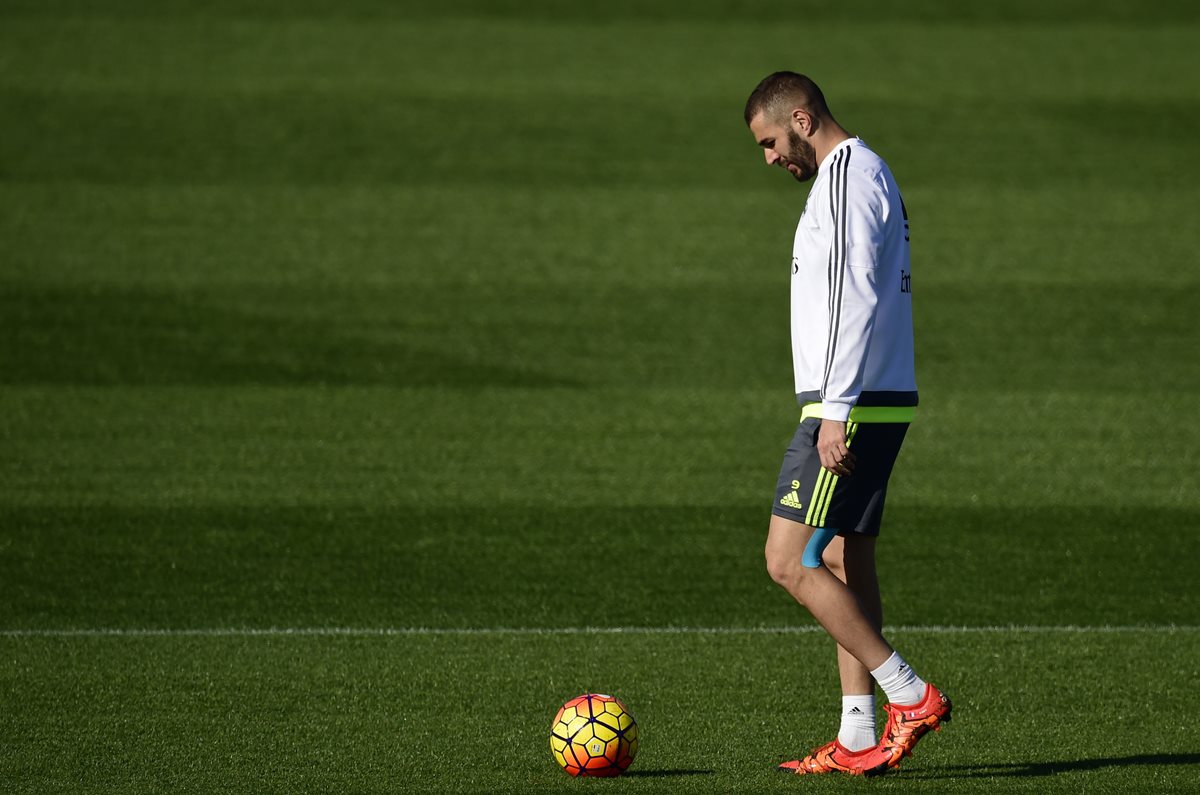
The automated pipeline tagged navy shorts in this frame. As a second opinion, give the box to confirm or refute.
[772,417,908,536]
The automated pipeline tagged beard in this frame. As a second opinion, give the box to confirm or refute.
[784,128,818,182]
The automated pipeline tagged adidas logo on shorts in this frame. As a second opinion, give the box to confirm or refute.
[779,490,804,510]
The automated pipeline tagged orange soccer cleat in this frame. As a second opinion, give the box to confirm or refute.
[777,739,896,776]
[874,683,953,770]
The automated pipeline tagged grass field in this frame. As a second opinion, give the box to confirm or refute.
[2,1,1199,792]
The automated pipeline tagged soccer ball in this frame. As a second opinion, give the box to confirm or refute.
[550,693,639,777]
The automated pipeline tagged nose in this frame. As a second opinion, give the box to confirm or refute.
[764,148,781,166]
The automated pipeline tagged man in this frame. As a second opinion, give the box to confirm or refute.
[744,72,951,776]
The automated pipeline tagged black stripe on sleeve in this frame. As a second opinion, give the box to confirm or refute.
[822,145,852,398]
[822,148,843,398]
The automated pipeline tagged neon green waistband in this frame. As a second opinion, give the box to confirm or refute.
[800,403,916,423]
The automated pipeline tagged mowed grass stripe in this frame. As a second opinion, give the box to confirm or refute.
[4,631,1198,794]
[4,501,1195,630]
[3,625,1196,637]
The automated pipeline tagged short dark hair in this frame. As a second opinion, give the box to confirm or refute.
[744,71,831,126]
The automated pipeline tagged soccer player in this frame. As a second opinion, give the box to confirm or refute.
[743,72,951,776]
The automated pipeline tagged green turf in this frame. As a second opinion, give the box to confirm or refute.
[2,1,1199,792]
[4,631,1199,793]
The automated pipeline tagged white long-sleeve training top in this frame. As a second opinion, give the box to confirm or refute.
[790,137,918,421]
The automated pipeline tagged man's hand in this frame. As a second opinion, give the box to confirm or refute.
[818,418,856,477]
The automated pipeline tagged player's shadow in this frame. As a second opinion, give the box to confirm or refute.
[623,769,714,778]
[908,752,1200,779]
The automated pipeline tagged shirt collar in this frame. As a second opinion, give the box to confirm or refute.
[818,137,861,174]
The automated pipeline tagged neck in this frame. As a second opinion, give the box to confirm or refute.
[812,122,853,167]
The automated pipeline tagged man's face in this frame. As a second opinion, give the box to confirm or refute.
[749,112,818,182]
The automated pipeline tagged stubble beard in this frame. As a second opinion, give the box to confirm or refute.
[785,128,818,182]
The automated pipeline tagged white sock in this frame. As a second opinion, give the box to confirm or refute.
[870,651,927,706]
[837,695,876,752]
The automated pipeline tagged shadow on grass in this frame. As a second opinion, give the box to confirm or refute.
[0,286,584,389]
[908,752,1200,779]
[623,769,714,778]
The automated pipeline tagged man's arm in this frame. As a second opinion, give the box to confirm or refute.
[818,161,888,474]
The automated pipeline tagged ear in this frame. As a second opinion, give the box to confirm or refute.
[790,108,814,136]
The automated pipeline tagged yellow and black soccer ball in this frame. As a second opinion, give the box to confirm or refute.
[549,693,638,777]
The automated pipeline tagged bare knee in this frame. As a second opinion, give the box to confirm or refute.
[765,545,809,596]
[765,515,828,600]
[821,534,846,580]
[764,545,790,587]
[823,550,845,580]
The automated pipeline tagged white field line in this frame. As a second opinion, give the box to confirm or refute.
[0,624,1196,638]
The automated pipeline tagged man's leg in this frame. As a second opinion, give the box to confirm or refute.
[769,513,952,776]
[822,534,882,751]
[764,514,892,671]
[822,533,883,695]
[768,514,901,776]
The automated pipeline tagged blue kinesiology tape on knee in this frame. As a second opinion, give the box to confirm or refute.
[802,527,838,568]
